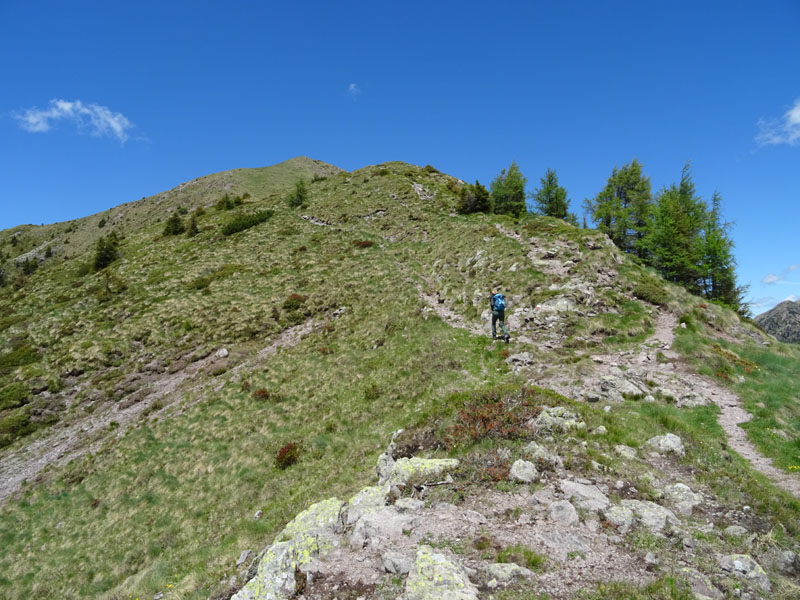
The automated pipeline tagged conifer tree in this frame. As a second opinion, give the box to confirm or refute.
[186,215,200,237]
[93,232,120,271]
[163,213,185,236]
[490,162,527,217]
[530,168,571,220]
[456,180,492,214]
[585,159,652,258]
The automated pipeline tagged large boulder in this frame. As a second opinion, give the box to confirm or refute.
[548,500,579,526]
[601,505,634,533]
[717,554,771,592]
[679,567,723,600]
[486,562,533,582]
[532,406,586,434]
[405,545,479,600]
[621,500,679,533]
[523,441,563,469]
[663,483,703,515]
[387,457,459,487]
[349,507,415,549]
[509,460,539,483]
[345,485,389,526]
[646,433,685,456]
[560,480,611,511]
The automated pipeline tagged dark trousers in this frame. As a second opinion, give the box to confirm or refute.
[492,310,508,338]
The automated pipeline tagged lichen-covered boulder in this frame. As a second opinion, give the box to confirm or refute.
[509,459,539,483]
[663,483,702,515]
[387,457,459,487]
[560,480,611,511]
[232,530,337,600]
[717,554,771,592]
[405,545,479,600]
[621,500,679,533]
[349,507,415,549]
[532,406,586,433]
[646,433,685,456]
[613,444,637,460]
[601,505,634,533]
[548,500,579,526]
[345,485,389,526]
[279,497,345,539]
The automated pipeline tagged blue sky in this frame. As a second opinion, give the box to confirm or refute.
[1,1,798,314]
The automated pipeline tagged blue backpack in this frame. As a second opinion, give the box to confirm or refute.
[493,293,506,310]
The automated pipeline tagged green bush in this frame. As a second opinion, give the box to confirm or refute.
[221,210,273,236]
[0,343,40,370]
[282,293,308,311]
[0,409,35,448]
[632,281,667,306]
[162,213,186,236]
[0,383,30,411]
[286,180,309,208]
[216,194,240,211]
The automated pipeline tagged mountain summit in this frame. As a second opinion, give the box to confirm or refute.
[754,300,800,344]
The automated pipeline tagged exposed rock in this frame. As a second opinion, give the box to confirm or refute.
[523,441,563,469]
[548,500,579,526]
[601,505,634,533]
[723,525,748,537]
[463,510,487,524]
[281,497,345,539]
[395,497,425,512]
[345,485,388,526]
[215,347,229,358]
[592,425,607,435]
[387,457,460,487]
[663,483,703,515]
[680,567,723,600]
[405,545,479,600]
[646,433,685,456]
[382,551,413,574]
[613,445,637,460]
[509,460,539,483]
[621,500,679,533]
[560,480,611,511]
[772,549,800,577]
[532,406,586,433]
[236,549,254,567]
[716,554,771,592]
[677,392,709,408]
[505,352,534,367]
[486,562,533,582]
[349,507,414,549]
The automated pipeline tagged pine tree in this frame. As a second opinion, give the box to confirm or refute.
[287,179,309,208]
[584,159,652,257]
[530,168,570,219]
[456,180,492,214]
[163,213,186,236]
[490,162,527,217]
[93,232,120,271]
[186,215,200,237]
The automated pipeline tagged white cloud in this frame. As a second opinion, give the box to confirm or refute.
[756,98,800,146]
[15,99,134,143]
[784,294,799,302]
[347,83,361,98]
[762,273,782,284]
[789,264,800,272]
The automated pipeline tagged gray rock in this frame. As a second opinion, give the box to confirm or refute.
[523,441,563,469]
[613,444,637,460]
[560,480,611,511]
[646,433,685,456]
[717,554,771,592]
[236,549,254,568]
[680,567,723,600]
[663,483,702,515]
[509,460,539,483]
[383,551,413,575]
[506,352,534,366]
[215,347,229,358]
[405,545,479,600]
[349,507,414,549]
[621,500,679,533]
[677,392,709,408]
[463,510,487,524]
[486,562,532,582]
[395,497,425,512]
[346,485,389,526]
[386,457,460,487]
[724,525,748,537]
[532,406,586,433]
[601,505,634,533]
[773,549,800,577]
[548,500,579,526]
[644,552,659,568]
[592,425,607,435]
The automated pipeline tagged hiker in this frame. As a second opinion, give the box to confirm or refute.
[489,289,510,342]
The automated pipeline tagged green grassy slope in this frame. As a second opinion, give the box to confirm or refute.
[0,160,798,599]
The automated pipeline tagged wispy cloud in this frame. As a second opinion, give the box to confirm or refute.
[347,83,361,98]
[15,99,134,143]
[761,263,800,285]
[756,98,800,146]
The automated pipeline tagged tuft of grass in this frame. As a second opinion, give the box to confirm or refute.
[496,543,546,571]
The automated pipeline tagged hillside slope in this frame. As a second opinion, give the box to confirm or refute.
[754,300,800,344]
[0,160,799,600]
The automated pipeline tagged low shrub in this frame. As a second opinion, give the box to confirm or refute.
[353,240,375,248]
[222,210,273,236]
[424,164,440,174]
[447,387,543,447]
[632,281,667,306]
[0,382,30,411]
[253,388,271,400]
[282,293,308,311]
[275,442,301,469]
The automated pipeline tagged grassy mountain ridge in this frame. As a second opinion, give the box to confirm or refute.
[0,159,799,599]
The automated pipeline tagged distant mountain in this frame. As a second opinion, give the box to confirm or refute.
[754,300,800,343]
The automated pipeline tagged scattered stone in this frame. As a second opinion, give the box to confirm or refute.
[621,500,679,533]
[387,457,460,487]
[663,483,703,515]
[509,460,540,483]
[592,425,607,435]
[395,498,425,512]
[405,545,479,600]
[724,525,748,537]
[548,500,579,526]
[486,562,532,582]
[523,441,563,469]
[717,554,771,592]
[677,392,709,408]
[601,505,634,533]
[772,549,800,577]
[154,593,164,600]
[463,510,487,524]
[349,507,414,549]
[532,406,586,433]
[383,551,413,575]
[560,480,611,511]
[646,433,685,456]
[215,347,229,358]
[680,567,723,600]
[614,445,637,460]
[253,510,262,520]
[644,552,660,568]
[506,352,534,367]
[236,549,253,568]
